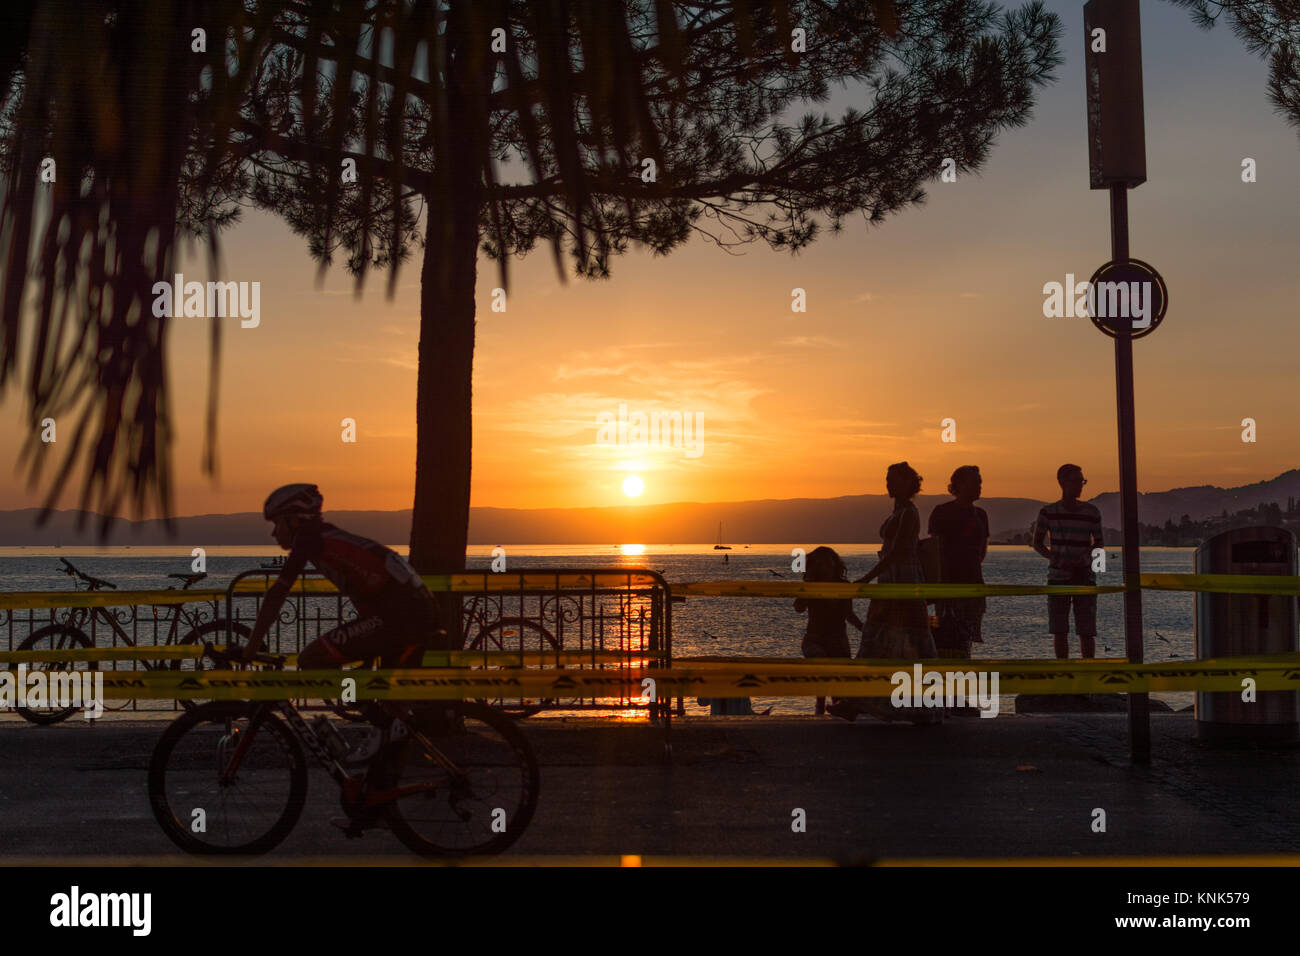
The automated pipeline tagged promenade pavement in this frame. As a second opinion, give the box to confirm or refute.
[0,712,1296,861]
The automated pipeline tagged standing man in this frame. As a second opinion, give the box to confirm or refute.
[927,465,989,661]
[1032,464,1104,659]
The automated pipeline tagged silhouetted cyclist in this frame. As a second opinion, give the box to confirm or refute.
[239,485,447,830]
[239,483,444,669]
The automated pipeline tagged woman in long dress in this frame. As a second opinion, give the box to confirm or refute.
[829,461,940,724]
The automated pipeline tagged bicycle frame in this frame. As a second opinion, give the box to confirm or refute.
[218,698,448,812]
[66,601,195,652]
[55,564,213,655]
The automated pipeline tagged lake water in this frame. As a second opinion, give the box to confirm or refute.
[0,544,1215,714]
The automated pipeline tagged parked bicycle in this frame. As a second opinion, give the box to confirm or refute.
[14,558,250,725]
[148,644,539,857]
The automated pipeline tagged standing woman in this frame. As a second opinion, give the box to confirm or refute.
[830,461,939,723]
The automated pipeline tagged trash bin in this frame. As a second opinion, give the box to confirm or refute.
[1194,526,1298,743]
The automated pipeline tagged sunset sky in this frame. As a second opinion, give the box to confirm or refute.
[3,0,1300,519]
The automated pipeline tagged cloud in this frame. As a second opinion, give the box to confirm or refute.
[776,335,840,348]
[553,343,677,381]
[553,363,640,381]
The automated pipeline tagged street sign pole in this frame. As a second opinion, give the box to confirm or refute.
[1109,183,1150,765]
[1085,0,1151,763]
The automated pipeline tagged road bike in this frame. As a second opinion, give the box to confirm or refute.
[14,558,250,725]
[147,644,540,857]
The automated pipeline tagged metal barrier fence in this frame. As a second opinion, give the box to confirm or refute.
[0,566,675,719]
[0,585,228,714]
[4,568,1297,717]
[220,566,674,720]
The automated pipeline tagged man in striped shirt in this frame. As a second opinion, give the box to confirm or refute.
[1032,464,1104,659]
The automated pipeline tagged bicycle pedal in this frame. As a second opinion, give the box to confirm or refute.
[330,816,373,838]
[333,809,389,831]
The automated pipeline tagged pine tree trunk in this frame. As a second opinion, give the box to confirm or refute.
[408,20,492,651]
[409,167,482,649]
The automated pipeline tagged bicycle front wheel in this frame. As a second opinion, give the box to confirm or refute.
[148,702,307,855]
[385,702,539,857]
[15,625,93,725]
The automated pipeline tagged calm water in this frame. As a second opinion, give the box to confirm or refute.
[0,543,1208,714]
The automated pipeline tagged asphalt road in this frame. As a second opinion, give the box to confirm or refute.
[0,712,1296,862]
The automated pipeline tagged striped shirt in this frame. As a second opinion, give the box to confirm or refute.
[1035,500,1104,584]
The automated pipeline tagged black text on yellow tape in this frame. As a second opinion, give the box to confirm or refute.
[86,655,1300,701]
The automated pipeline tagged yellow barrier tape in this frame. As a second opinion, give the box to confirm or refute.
[55,654,1300,700]
[1140,572,1300,596]
[672,581,1121,598]
[430,571,662,591]
[0,590,226,611]
[0,571,663,612]
[230,572,663,594]
[2,571,1295,612]
[418,649,666,666]
[672,572,1300,598]
[0,645,204,663]
[0,645,662,665]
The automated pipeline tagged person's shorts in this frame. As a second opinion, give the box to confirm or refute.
[309,589,442,667]
[934,608,983,658]
[1047,592,1096,637]
[801,633,851,659]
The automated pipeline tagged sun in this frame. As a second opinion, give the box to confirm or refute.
[622,474,644,497]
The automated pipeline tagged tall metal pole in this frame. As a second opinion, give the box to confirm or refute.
[1110,183,1150,764]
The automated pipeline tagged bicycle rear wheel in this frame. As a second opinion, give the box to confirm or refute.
[15,625,93,725]
[384,702,539,856]
[148,702,307,855]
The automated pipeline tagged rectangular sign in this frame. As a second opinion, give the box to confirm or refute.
[1085,0,1147,188]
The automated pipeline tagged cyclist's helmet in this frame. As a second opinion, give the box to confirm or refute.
[263,484,323,522]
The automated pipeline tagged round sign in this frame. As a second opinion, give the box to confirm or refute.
[1086,258,1167,339]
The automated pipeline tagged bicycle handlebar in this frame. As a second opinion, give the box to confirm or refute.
[59,558,116,590]
[203,642,286,669]
[167,572,208,589]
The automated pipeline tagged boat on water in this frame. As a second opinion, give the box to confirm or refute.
[713,522,731,550]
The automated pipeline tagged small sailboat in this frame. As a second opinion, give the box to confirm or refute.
[713,522,731,550]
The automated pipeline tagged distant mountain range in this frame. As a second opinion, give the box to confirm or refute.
[1088,469,1300,531]
[3,469,1299,546]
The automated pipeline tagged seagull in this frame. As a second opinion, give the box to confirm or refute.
[768,569,783,577]
[1155,632,1171,644]
[1103,645,1114,653]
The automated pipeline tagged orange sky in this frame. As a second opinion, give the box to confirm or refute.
[3,1,1299,518]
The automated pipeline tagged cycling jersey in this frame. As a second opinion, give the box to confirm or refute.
[277,521,426,615]
[249,520,441,659]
